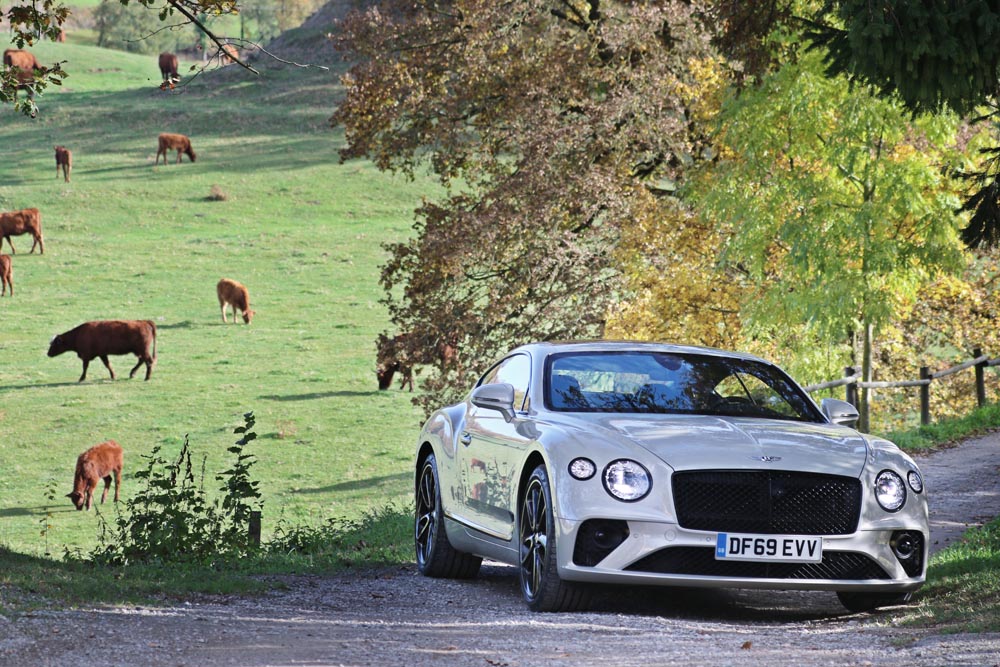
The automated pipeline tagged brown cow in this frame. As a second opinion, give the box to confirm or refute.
[67,440,123,511]
[220,43,238,65]
[376,333,414,391]
[55,146,72,182]
[3,48,42,72]
[155,132,196,165]
[48,320,157,382]
[158,52,178,84]
[376,331,459,391]
[0,254,11,296]
[0,208,43,254]
[217,278,254,324]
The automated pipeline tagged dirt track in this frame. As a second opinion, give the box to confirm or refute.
[2,433,999,667]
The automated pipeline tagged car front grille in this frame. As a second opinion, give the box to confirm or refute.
[672,470,862,535]
[624,547,890,580]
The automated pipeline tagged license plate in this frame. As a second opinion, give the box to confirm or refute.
[715,533,823,563]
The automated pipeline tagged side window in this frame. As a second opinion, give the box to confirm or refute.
[478,354,531,411]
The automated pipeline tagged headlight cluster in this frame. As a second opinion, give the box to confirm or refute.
[875,470,906,512]
[603,459,651,502]
[568,457,652,502]
[874,468,923,512]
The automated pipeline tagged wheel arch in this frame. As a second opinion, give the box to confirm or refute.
[517,450,548,515]
[415,441,436,490]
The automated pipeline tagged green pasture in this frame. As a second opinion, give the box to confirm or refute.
[0,39,429,558]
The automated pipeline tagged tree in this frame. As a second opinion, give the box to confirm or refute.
[332,0,727,413]
[799,1,1000,250]
[690,51,969,429]
[95,0,198,54]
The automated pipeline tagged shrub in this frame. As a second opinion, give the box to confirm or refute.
[88,412,262,566]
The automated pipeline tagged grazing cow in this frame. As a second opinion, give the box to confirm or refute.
[55,146,72,182]
[376,333,414,391]
[376,331,460,391]
[3,48,42,72]
[220,43,238,65]
[217,278,254,324]
[0,208,43,254]
[155,132,196,165]
[48,320,157,382]
[0,254,11,296]
[67,440,123,511]
[158,52,178,84]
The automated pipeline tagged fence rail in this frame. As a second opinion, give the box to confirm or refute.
[802,347,1000,425]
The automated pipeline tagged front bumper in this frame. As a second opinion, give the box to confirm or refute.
[556,518,926,593]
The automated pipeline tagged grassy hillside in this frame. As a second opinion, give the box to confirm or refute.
[0,39,431,558]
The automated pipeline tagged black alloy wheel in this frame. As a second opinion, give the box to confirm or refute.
[415,453,481,578]
[518,464,590,612]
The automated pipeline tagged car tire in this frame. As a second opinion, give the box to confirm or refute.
[837,590,913,613]
[415,453,482,579]
[519,464,591,612]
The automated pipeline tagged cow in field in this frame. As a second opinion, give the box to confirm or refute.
[67,440,123,511]
[217,278,254,324]
[376,332,414,391]
[3,48,42,72]
[155,133,196,165]
[220,43,238,65]
[0,254,11,296]
[48,320,157,382]
[376,332,460,391]
[0,208,43,254]
[55,146,72,182]
[158,52,178,84]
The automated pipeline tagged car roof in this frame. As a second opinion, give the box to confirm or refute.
[509,340,774,365]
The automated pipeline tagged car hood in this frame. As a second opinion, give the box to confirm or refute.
[560,414,870,478]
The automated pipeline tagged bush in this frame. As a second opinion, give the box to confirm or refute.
[88,412,262,566]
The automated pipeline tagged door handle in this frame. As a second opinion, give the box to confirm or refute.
[460,432,472,446]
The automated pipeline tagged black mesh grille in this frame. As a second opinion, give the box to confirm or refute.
[625,547,890,580]
[672,470,862,535]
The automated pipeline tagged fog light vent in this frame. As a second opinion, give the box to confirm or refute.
[573,519,630,567]
[890,530,924,577]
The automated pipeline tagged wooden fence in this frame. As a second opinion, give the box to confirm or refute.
[802,347,1000,426]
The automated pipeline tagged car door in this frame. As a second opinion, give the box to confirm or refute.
[458,353,532,540]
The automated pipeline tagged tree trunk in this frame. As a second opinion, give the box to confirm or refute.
[859,320,873,432]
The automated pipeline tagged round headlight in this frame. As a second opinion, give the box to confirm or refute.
[569,458,596,480]
[875,470,906,512]
[603,459,651,502]
[907,470,923,493]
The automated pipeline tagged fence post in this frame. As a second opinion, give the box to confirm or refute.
[974,347,987,408]
[249,510,262,547]
[844,367,857,407]
[920,366,931,426]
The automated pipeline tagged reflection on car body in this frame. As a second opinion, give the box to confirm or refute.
[414,341,928,612]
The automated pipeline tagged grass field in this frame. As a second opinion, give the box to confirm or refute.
[0,39,430,559]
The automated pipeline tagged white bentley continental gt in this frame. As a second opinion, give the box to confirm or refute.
[413,341,928,612]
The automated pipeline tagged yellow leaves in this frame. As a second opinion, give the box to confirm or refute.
[607,199,744,348]
[679,56,731,125]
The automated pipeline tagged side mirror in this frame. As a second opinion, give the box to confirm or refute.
[821,398,859,427]
[471,383,516,422]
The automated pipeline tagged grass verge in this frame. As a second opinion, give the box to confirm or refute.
[1,503,413,614]
[882,402,1000,452]
[899,517,1000,633]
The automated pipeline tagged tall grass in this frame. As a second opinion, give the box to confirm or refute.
[0,40,430,560]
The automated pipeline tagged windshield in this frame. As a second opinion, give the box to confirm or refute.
[545,351,823,422]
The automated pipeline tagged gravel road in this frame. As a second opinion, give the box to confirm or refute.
[2,433,999,667]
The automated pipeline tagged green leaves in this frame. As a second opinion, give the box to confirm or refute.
[692,52,966,343]
[89,413,263,566]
